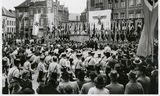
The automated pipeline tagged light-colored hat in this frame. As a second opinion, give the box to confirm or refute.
[133,57,142,65]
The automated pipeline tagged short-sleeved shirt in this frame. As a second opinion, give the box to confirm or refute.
[8,66,20,84]
[23,61,32,71]
[88,87,110,94]
[37,62,47,72]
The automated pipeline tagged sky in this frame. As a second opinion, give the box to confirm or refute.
[2,0,87,14]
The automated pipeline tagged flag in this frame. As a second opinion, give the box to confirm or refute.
[47,13,54,32]
[137,0,158,57]
[32,14,41,36]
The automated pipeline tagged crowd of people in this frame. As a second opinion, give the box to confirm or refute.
[2,40,158,94]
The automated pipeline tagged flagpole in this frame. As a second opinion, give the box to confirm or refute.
[151,0,155,63]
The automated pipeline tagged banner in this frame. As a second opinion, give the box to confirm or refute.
[137,0,158,57]
[32,14,41,36]
[47,13,54,32]
[89,10,112,31]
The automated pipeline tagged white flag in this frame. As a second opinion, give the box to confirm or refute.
[32,14,41,36]
[47,13,54,32]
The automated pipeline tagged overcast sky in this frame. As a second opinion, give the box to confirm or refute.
[2,0,87,14]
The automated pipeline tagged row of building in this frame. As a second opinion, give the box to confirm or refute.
[2,7,16,43]
[14,0,69,39]
[81,0,144,22]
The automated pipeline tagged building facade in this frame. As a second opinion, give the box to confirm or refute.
[87,0,144,19]
[15,0,69,39]
[2,7,16,43]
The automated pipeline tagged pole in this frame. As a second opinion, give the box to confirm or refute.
[151,0,155,63]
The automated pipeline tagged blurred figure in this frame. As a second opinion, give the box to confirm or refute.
[125,70,144,94]
[106,70,124,94]
[81,72,97,94]
[88,75,110,94]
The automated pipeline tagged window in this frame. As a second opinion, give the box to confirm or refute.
[129,0,134,7]
[30,19,33,26]
[7,20,9,25]
[108,0,112,4]
[115,0,119,8]
[30,9,33,15]
[41,8,44,14]
[40,18,43,26]
[91,0,95,7]
[121,13,125,19]
[136,0,141,6]
[7,27,9,32]
[136,11,142,18]
[38,8,41,13]
[114,13,119,19]
[129,12,134,18]
[121,0,125,8]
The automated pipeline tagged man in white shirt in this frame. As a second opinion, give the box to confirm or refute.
[8,58,21,94]
[47,56,61,81]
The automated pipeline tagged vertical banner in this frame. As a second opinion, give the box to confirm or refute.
[137,0,158,57]
[32,14,41,36]
[47,13,54,32]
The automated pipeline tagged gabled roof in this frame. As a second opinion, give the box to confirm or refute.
[2,7,15,18]
[15,0,31,8]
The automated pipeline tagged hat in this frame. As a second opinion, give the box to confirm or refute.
[27,53,33,58]
[109,70,119,79]
[40,55,45,60]
[90,51,95,55]
[61,53,66,57]
[127,70,137,79]
[76,52,82,56]
[133,57,142,65]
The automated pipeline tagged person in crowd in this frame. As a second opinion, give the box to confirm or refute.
[88,75,110,94]
[37,55,47,83]
[59,53,68,69]
[74,52,83,78]
[47,56,61,81]
[8,58,21,94]
[76,70,87,90]
[45,51,52,69]
[125,70,144,94]
[23,54,34,80]
[37,70,59,94]
[81,71,97,94]
[18,71,35,94]
[150,69,158,94]
[87,51,96,75]
[106,70,124,94]
[57,72,79,94]
[137,66,151,94]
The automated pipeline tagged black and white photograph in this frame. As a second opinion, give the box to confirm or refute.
[1,0,159,95]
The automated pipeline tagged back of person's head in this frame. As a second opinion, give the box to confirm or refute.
[105,66,111,74]
[139,65,147,75]
[61,72,70,81]
[95,75,105,89]
[127,70,137,81]
[52,56,57,62]
[14,58,21,67]
[77,70,85,81]
[109,70,119,82]
[89,71,97,81]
